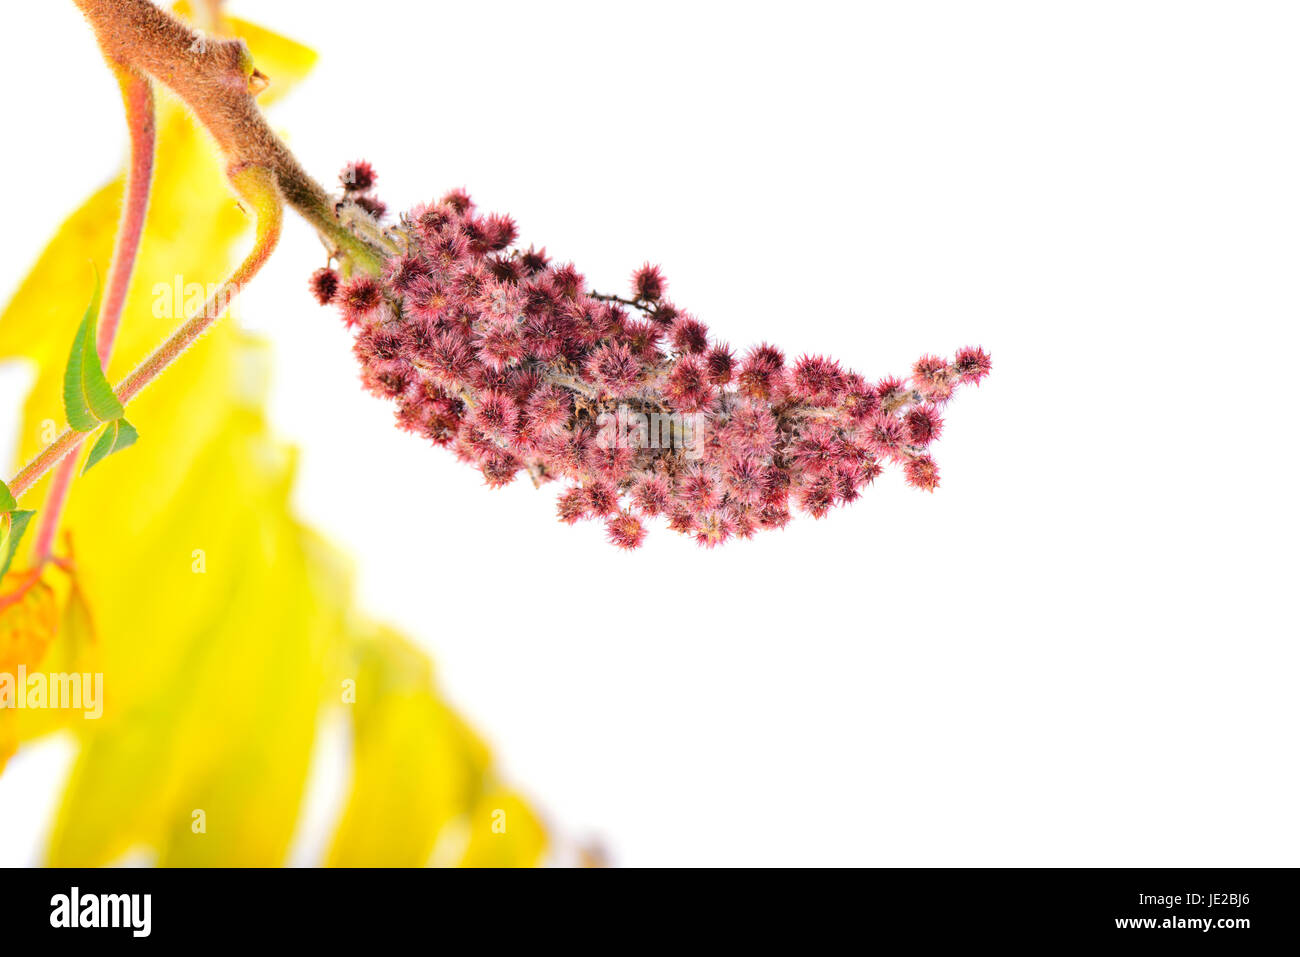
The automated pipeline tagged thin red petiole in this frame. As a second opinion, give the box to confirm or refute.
[28,62,156,564]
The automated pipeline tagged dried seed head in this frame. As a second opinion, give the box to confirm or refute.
[307,188,989,547]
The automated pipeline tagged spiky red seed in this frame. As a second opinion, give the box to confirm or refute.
[310,267,339,305]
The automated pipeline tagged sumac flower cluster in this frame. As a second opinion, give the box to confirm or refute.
[310,182,991,549]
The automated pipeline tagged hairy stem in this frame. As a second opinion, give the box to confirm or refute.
[26,459,74,562]
[6,431,84,502]
[97,63,156,358]
[29,63,157,564]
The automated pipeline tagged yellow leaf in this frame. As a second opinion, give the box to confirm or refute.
[0,571,60,775]
[328,629,492,867]
[0,573,58,675]
[458,789,548,868]
[3,564,101,744]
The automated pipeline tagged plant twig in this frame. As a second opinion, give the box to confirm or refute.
[117,165,283,402]
[29,62,156,564]
[6,166,284,503]
[72,0,383,274]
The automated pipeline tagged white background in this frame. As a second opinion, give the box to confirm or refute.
[1,0,1297,866]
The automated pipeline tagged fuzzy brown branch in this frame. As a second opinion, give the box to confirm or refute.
[72,0,383,273]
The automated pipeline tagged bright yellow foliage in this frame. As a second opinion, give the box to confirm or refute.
[0,9,545,867]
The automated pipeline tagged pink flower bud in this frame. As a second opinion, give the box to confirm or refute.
[954,346,993,385]
[904,405,945,446]
[310,267,339,305]
[904,455,940,492]
[632,263,667,302]
[340,160,377,193]
[606,510,647,549]
[669,316,710,355]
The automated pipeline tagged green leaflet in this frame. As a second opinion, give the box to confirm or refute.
[0,482,25,578]
[83,418,139,474]
[63,271,123,432]
[0,509,36,579]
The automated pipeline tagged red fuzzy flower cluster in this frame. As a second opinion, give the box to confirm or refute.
[310,181,990,549]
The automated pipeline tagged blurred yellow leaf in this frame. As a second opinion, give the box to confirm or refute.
[459,790,548,868]
[0,574,58,675]
[0,571,60,774]
[0,564,99,750]
[0,9,545,867]
[173,1,319,108]
[329,629,492,867]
